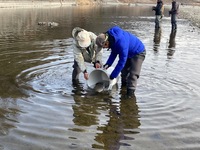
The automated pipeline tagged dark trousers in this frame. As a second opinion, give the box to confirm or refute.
[171,14,177,30]
[121,51,146,91]
[72,60,81,80]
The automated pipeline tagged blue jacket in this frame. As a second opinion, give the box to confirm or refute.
[105,26,145,79]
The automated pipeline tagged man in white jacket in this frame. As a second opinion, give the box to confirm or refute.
[72,27,103,83]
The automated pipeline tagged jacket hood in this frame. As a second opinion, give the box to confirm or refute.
[107,26,124,44]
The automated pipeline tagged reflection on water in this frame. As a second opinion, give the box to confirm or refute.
[0,75,23,98]
[93,91,140,149]
[0,5,200,150]
[167,29,177,58]
[71,83,100,127]
[0,98,21,136]
[153,27,162,53]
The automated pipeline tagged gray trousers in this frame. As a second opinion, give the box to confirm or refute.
[72,60,81,80]
[155,15,162,28]
[171,14,177,29]
[121,51,146,90]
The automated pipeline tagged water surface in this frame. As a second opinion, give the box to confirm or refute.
[0,5,200,150]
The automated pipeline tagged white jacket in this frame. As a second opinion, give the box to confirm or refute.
[73,30,103,72]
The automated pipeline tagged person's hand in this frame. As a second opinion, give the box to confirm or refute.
[108,78,117,90]
[103,64,109,70]
[169,11,171,16]
[84,72,89,80]
[95,63,101,69]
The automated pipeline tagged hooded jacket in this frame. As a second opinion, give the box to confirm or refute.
[105,26,145,79]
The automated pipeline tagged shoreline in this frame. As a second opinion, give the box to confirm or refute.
[0,1,76,8]
[0,1,200,28]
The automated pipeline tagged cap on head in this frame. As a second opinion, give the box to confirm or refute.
[96,33,108,48]
[72,27,91,48]
[76,30,91,48]
[72,27,83,38]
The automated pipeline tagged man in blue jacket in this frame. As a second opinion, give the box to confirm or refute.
[96,26,146,97]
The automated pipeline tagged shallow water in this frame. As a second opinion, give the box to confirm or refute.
[0,5,200,150]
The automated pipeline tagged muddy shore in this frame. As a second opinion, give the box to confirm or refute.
[0,1,199,28]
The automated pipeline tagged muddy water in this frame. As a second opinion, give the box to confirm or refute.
[0,5,200,150]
